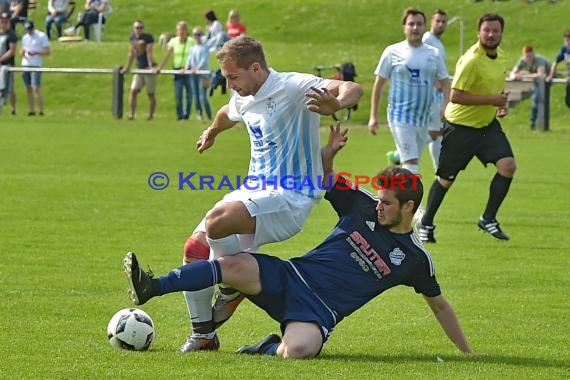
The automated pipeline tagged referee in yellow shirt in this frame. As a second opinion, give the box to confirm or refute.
[417,13,515,243]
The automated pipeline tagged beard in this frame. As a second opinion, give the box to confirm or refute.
[378,213,403,229]
[480,40,500,50]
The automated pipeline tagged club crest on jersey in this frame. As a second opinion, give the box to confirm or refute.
[266,97,276,117]
[389,247,405,266]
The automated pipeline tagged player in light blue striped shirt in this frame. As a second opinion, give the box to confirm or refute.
[369,8,449,176]
[178,36,363,353]
[422,9,449,171]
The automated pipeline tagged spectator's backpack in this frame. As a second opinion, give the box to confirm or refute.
[340,62,357,110]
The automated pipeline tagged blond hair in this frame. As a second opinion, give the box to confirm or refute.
[216,36,267,70]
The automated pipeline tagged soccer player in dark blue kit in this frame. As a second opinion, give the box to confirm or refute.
[124,125,473,358]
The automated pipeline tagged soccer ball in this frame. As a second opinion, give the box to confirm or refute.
[107,308,155,351]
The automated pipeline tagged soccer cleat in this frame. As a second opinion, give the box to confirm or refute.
[212,292,246,329]
[416,222,436,243]
[123,251,156,305]
[478,217,510,241]
[386,150,401,165]
[412,204,425,229]
[236,334,281,355]
[179,334,220,353]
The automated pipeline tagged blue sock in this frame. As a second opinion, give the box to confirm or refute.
[158,260,222,295]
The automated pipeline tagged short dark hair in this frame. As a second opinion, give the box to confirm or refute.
[216,36,268,70]
[564,30,570,38]
[205,10,217,22]
[478,13,505,32]
[402,7,426,25]
[374,166,423,213]
[433,9,447,18]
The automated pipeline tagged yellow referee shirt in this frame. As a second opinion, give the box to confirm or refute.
[444,42,507,128]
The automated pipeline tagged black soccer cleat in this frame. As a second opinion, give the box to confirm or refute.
[416,222,436,243]
[235,334,282,355]
[123,251,157,305]
[478,217,510,241]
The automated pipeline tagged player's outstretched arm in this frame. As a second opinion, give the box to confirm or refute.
[321,123,348,190]
[196,104,238,153]
[304,80,362,116]
[424,295,474,354]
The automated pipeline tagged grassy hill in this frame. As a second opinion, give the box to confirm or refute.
[14,0,570,129]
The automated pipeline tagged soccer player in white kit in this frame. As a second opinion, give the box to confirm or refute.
[179,36,363,352]
[368,7,450,176]
[422,9,449,170]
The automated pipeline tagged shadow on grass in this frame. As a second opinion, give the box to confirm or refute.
[318,353,569,369]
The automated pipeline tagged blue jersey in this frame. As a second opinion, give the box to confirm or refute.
[554,44,570,77]
[289,177,440,322]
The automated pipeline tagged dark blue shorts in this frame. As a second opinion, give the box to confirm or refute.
[247,253,336,344]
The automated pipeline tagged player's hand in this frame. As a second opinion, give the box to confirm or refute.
[496,105,509,118]
[326,123,348,153]
[196,127,216,153]
[304,86,341,116]
[367,117,379,135]
[492,91,510,107]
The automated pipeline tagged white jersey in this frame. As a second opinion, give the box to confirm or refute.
[375,41,448,127]
[227,69,330,199]
[422,31,447,64]
[423,31,447,104]
[21,30,49,67]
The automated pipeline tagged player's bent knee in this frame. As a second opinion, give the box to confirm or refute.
[183,235,210,262]
[497,157,517,177]
[216,254,259,293]
[282,341,319,359]
[204,207,229,237]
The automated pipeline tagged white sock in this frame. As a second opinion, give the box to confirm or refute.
[207,234,241,289]
[402,163,419,175]
[182,287,215,323]
[207,234,241,259]
[429,136,442,171]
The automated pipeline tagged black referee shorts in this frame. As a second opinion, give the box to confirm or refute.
[436,119,514,181]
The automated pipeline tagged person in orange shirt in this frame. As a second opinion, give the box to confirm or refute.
[226,9,246,39]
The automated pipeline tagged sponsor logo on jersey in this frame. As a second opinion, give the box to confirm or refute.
[366,221,375,231]
[347,230,391,278]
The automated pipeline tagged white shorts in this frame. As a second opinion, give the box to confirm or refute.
[193,188,316,251]
[389,124,431,163]
[428,93,444,132]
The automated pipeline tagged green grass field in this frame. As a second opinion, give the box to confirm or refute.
[1,0,570,379]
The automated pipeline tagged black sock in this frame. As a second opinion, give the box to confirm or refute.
[422,179,449,226]
[483,173,512,220]
[192,320,215,335]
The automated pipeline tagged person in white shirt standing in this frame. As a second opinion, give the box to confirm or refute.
[21,21,50,116]
[368,7,450,177]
